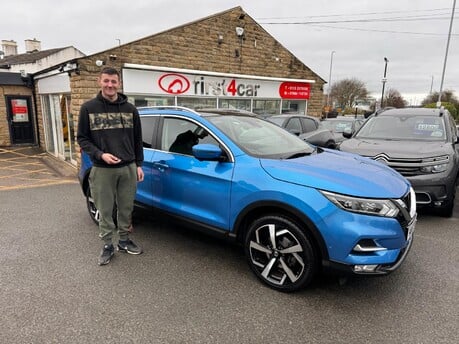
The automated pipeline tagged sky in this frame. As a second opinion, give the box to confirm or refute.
[2,0,458,105]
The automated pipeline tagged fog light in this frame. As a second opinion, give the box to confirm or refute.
[354,264,378,273]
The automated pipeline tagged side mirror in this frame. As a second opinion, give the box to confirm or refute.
[192,143,225,161]
[342,127,353,138]
[288,129,301,136]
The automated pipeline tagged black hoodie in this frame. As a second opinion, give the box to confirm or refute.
[77,91,143,168]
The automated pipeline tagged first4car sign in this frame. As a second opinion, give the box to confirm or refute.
[123,68,311,100]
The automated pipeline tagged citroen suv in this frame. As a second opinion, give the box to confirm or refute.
[79,106,416,292]
[339,107,459,217]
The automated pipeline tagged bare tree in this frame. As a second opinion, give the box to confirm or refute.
[384,88,407,108]
[330,78,368,109]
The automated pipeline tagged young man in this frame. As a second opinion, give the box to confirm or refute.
[77,67,144,265]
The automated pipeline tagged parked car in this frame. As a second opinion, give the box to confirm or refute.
[321,116,365,146]
[265,114,336,148]
[79,106,416,292]
[339,107,459,217]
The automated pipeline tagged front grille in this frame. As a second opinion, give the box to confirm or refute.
[394,188,416,239]
[369,154,449,177]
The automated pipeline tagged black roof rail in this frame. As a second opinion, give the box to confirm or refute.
[439,106,445,116]
[374,107,395,116]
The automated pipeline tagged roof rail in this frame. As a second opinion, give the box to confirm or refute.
[374,106,395,116]
[137,105,202,116]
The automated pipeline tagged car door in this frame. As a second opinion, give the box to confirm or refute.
[136,115,159,206]
[150,116,234,230]
[299,117,322,145]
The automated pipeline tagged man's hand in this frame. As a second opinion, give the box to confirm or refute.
[137,167,144,182]
[101,153,121,164]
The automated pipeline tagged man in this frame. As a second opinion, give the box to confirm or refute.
[77,67,144,265]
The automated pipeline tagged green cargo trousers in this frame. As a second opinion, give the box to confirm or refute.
[89,163,137,244]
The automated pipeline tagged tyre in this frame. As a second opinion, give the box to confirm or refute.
[85,187,117,226]
[85,187,100,225]
[438,177,457,218]
[244,215,318,292]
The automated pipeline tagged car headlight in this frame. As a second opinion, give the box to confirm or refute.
[420,163,448,173]
[420,156,449,173]
[320,191,399,217]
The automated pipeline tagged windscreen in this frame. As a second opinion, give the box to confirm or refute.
[356,115,446,141]
[208,115,314,158]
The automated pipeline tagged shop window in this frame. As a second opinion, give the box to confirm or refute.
[219,98,251,111]
[177,97,217,110]
[128,96,174,107]
[253,99,281,115]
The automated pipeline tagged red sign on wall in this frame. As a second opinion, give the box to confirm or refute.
[279,82,310,99]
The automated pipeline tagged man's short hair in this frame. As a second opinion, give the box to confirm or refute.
[100,67,120,78]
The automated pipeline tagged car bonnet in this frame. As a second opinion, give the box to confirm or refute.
[339,139,451,158]
[260,149,410,198]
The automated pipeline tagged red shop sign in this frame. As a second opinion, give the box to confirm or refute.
[279,82,310,99]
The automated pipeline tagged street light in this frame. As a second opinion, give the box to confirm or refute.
[437,0,456,107]
[327,51,336,108]
[380,57,389,109]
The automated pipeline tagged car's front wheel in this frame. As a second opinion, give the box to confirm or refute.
[244,215,318,292]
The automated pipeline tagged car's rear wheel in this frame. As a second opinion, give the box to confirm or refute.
[244,215,318,292]
[85,187,100,225]
[85,187,117,226]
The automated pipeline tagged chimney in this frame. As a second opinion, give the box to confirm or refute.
[25,38,41,53]
[1,40,18,56]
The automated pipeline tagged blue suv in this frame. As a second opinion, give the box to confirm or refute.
[79,107,417,292]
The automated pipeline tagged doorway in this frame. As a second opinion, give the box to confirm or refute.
[41,94,76,165]
[5,95,35,144]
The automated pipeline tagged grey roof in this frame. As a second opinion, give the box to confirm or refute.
[0,47,71,66]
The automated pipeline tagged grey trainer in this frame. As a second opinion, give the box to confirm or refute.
[98,244,114,265]
[117,239,143,255]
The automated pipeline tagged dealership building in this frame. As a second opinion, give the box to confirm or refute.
[1,6,325,166]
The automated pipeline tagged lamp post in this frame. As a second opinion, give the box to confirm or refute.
[437,0,456,106]
[327,51,336,108]
[380,57,389,109]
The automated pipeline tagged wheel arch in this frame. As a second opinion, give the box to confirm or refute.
[81,167,91,195]
[233,201,329,261]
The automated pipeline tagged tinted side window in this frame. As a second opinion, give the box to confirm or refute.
[161,117,218,156]
[301,118,318,132]
[285,118,302,133]
[140,116,159,148]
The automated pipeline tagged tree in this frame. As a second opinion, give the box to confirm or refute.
[384,88,407,108]
[421,89,459,121]
[421,89,458,108]
[330,78,369,109]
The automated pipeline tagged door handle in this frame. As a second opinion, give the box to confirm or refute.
[152,161,169,172]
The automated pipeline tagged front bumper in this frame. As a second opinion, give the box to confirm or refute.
[323,235,414,276]
[407,170,456,207]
